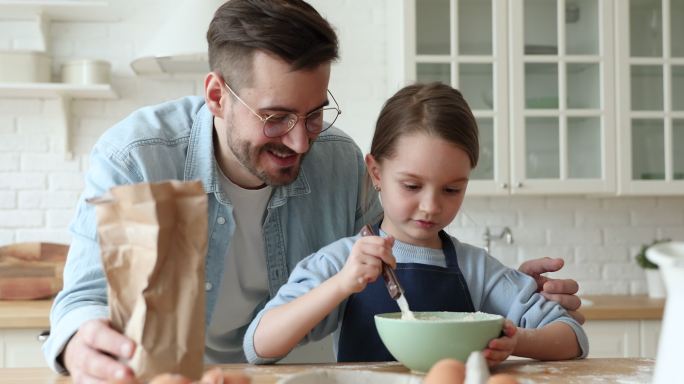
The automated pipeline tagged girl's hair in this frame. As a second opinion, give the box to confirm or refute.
[370,82,479,168]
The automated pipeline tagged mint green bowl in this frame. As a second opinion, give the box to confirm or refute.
[374,311,504,373]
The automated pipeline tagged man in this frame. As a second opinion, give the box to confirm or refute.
[43,0,583,382]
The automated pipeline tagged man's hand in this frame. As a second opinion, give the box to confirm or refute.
[518,257,585,324]
[64,318,136,383]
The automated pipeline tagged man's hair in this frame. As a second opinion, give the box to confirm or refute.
[207,0,339,90]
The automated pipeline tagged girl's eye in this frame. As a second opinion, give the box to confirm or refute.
[445,187,462,194]
[402,184,420,191]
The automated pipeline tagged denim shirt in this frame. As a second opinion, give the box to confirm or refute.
[42,96,382,372]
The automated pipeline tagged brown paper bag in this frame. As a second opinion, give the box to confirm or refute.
[91,180,207,381]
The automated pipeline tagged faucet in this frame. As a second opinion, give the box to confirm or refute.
[483,226,514,253]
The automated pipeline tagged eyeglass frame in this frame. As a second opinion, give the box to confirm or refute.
[222,81,342,138]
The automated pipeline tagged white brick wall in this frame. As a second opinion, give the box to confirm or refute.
[1,1,683,295]
[447,197,684,295]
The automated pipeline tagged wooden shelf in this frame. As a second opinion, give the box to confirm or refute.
[0,0,116,21]
[0,82,117,99]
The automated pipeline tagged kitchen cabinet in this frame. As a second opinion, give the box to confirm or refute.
[579,294,664,358]
[0,329,47,368]
[583,319,661,358]
[0,1,119,158]
[406,0,682,195]
[616,0,684,194]
[0,300,51,368]
[509,0,616,195]
[408,0,615,195]
[407,0,511,195]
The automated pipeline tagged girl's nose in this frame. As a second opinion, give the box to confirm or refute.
[419,192,441,214]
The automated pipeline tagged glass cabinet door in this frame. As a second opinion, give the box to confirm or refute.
[618,0,684,194]
[411,0,509,195]
[510,0,615,194]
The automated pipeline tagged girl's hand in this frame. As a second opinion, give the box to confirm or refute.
[336,235,395,295]
[483,320,518,367]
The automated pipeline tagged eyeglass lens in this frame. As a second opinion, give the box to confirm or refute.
[263,108,340,138]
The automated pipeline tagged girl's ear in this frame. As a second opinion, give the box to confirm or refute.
[204,72,228,117]
[365,154,382,186]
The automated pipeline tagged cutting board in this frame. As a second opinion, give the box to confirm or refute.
[0,242,68,300]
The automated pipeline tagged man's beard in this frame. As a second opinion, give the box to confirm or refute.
[227,136,309,187]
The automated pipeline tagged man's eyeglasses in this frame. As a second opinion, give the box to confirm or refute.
[223,81,342,138]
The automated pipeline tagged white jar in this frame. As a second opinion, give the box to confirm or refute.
[0,51,51,83]
[61,59,111,85]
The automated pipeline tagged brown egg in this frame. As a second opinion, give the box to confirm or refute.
[487,373,519,384]
[201,368,251,384]
[148,373,193,384]
[423,358,466,384]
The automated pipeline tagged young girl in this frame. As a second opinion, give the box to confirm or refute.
[242,83,588,366]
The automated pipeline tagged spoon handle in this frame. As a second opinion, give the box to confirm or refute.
[360,224,404,300]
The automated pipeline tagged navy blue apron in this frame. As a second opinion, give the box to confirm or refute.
[336,223,475,362]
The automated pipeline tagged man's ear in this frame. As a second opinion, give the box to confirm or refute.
[204,72,227,117]
[365,153,381,186]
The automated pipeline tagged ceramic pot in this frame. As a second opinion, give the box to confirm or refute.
[61,59,111,84]
[645,269,666,298]
[0,51,51,82]
[647,242,684,384]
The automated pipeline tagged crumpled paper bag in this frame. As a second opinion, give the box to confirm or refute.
[90,180,207,380]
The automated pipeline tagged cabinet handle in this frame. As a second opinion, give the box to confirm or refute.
[37,330,50,342]
[501,183,508,189]
[516,182,523,188]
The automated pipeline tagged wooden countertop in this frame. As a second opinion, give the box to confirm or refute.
[0,358,654,383]
[579,294,664,320]
[0,294,666,329]
[0,299,52,329]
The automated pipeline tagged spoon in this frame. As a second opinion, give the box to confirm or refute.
[360,224,416,320]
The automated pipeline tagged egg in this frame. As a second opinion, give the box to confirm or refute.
[487,373,519,384]
[148,373,192,384]
[423,358,466,384]
[201,368,251,384]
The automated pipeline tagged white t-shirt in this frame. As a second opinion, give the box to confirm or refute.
[205,171,272,363]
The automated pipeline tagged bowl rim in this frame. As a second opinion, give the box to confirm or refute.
[374,311,504,323]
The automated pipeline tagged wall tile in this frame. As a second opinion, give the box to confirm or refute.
[0,191,16,209]
[0,116,16,134]
[0,173,46,190]
[48,173,84,191]
[0,154,20,171]
[20,154,80,172]
[0,230,15,244]
[16,229,70,244]
[46,209,75,228]
[0,210,43,227]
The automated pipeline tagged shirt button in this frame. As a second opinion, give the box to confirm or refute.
[205,282,213,291]
[217,216,226,225]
